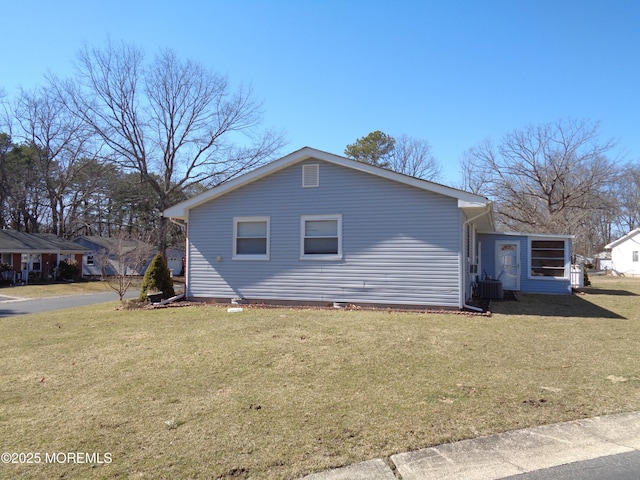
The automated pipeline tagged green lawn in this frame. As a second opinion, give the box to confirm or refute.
[1,276,639,479]
[0,280,113,298]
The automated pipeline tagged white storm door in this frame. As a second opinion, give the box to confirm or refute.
[496,241,520,290]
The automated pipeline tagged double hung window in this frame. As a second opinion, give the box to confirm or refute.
[232,214,343,261]
[301,214,342,259]
[233,217,270,260]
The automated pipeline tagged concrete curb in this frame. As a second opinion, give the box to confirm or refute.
[299,411,640,480]
[301,459,397,480]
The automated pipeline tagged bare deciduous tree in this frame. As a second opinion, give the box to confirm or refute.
[101,233,155,302]
[389,134,441,181]
[458,141,495,194]
[56,40,285,253]
[0,136,48,232]
[9,86,96,236]
[463,119,620,253]
[612,163,640,234]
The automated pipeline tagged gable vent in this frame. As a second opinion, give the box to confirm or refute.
[302,164,319,188]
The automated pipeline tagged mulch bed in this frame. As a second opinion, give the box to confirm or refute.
[137,299,494,317]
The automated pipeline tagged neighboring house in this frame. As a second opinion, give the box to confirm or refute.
[0,230,87,284]
[604,228,640,276]
[73,236,184,277]
[163,147,573,309]
[593,251,612,271]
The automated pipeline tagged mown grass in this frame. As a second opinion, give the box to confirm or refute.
[0,277,639,479]
[0,280,113,298]
[1,278,184,299]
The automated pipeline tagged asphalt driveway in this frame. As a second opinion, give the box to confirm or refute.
[0,289,139,317]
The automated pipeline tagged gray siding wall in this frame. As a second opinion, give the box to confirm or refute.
[478,233,571,294]
[187,160,463,307]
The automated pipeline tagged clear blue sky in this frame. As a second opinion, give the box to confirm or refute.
[2,0,638,185]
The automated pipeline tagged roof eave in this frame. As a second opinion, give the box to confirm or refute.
[480,231,576,239]
[163,147,490,219]
[604,228,640,250]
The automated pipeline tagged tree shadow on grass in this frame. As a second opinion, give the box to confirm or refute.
[490,290,627,319]
[579,287,639,296]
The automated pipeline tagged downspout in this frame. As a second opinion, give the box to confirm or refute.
[168,217,187,229]
[461,205,492,312]
[167,216,188,298]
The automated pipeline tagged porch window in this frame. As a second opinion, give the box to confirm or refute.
[633,251,639,263]
[21,253,42,271]
[301,215,342,259]
[529,240,567,278]
[1,253,12,267]
[233,217,270,260]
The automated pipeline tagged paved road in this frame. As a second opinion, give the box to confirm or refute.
[302,412,640,480]
[0,290,139,317]
[503,451,640,480]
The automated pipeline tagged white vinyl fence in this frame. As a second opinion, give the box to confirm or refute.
[570,264,584,288]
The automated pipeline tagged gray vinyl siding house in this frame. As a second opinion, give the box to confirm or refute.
[164,147,570,309]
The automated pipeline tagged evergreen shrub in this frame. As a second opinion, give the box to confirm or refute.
[139,253,175,301]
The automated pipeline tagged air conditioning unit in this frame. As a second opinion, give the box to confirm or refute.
[478,279,503,300]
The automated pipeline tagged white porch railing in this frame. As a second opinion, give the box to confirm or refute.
[570,264,584,288]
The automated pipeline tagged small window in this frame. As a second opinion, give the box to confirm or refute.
[21,253,42,271]
[233,217,270,260]
[530,239,566,278]
[302,164,319,188]
[633,251,639,263]
[87,255,95,266]
[1,253,12,267]
[301,214,342,259]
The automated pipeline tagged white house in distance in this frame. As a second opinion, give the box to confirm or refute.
[605,228,640,276]
[164,147,575,309]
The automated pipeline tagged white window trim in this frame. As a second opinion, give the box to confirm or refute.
[232,216,270,260]
[300,214,343,260]
[527,237,569,280]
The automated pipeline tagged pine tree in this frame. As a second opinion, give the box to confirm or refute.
[139,253,175,301]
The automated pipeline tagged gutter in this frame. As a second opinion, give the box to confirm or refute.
[167,217,187,229]
[156,293,185,306]
[165,215,188,299]
[463,301,484,313]
[461,204,493,312]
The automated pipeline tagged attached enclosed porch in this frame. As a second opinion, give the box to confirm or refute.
[475,232,575,296]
